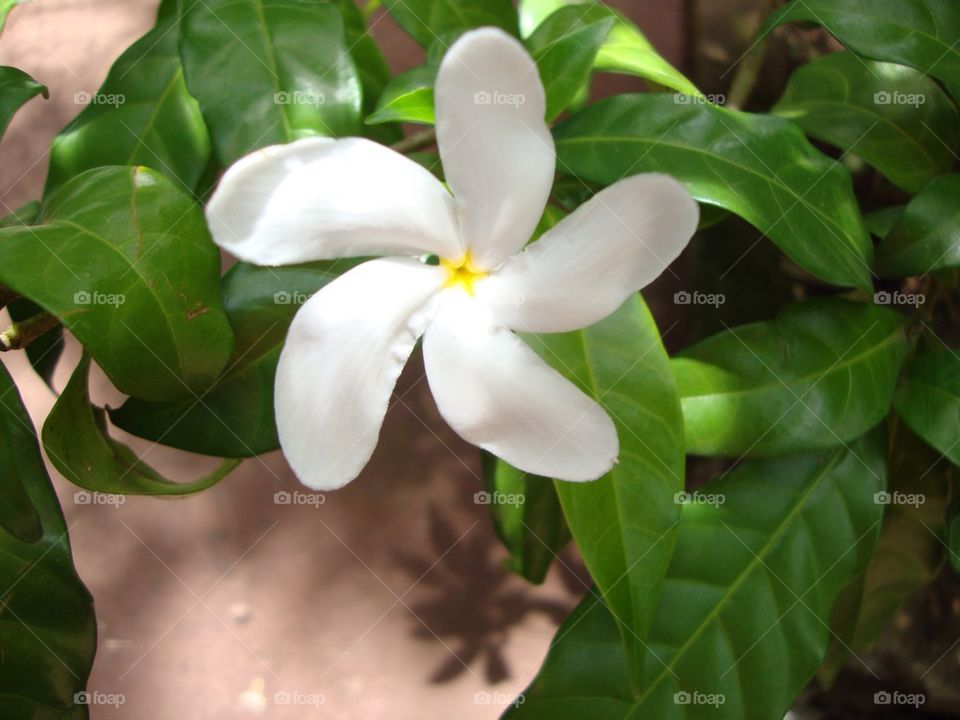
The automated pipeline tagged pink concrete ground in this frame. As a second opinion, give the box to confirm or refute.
[0,2,683,717]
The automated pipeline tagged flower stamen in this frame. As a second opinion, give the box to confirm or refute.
[441,253,487,295]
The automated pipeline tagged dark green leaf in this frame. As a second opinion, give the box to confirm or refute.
[555,94,873,290]
[367,66,437,125]
[773,51,960,193]
[0,66,46,140]
[875,174,960,276]
[180,0,362,165]
[893,350,960,466]
[0,166,233,401]
[864,205,905,239]
[45,5,211,196]
[674,299,907,457]
[509,434,886,720]
[111,261,355,457]
[765,0,960,99]
[44,355,239,495]
[527,296,684,680]
[0,361,95,717]
[383,0,518,48]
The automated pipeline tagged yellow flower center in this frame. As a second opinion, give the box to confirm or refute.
[441,253,487,295]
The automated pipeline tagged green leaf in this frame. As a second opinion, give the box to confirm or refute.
[45,4,211,196]
[864,205,905,239]
[367,66,437,125]
[527,296,684,682]
[0,361,96,717]
[526,6,614,121]
[508,434,887,720]
[382,0,518,48]
[875,174,960,276]
[821,425,949,682]
[0,166,233,401]
[0,66,46,140]
[674,299,907,457]
[481,453,569,584]
[773,51,960,193]
[764,0,960,100]
[44,355,239,495]
[0,0,25,35]
[180,0,362,165]
[893,350,960,467]
[555,94,873,290]
[110,261,355,457]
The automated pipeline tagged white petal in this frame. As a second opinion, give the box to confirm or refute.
[423,292,618,482]
[275,258,445,490]
[207,137,462,265]
[477,174,699,333]
[435,28,555,270]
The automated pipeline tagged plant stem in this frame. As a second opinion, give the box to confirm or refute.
[0,311,60,351]
[726,0,778,110]
[390,128,436,155]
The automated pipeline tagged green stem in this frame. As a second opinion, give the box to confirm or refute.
[390,128,436,155]
[726,0,779,110]
[0,311,60,351]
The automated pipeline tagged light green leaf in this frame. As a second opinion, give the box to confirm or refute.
[110,260,356,457]
[0,0,25,35]
[0,66,46,140]
[0,362,96,718]
[180,0,362,165]
[674,299,907,457]
[0,166,233,401]
[508,434,887,720]
[382,0,518,48]
[44,355,239,495]
[875,174,960,276]
[367,66,437,125]
[893,350,960,467]
[764,0,960,99]
[555,95,873,290]
[46,4,211,196]
[773,51,960,193]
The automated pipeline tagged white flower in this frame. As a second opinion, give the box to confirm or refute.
[206,28,699,490]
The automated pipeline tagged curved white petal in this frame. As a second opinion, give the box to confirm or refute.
[477,174,699,333]
[435,28,555,270]
[423,292,618,482]
[207,137,462,265]
[275,258,445,490]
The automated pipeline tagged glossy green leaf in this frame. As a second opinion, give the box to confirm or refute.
[821,426,949,682]
[382,0,518,48]
[481,453,568,584]
[367,66,437,125]
[0,66,46,140]
[864,205,905,239]
[180,0,362,165]
[674,299,907,457]
[555,95,873,290]
[44,355,239,495]
[893,350,960,467]
[773,51,960,193]
[765,0,960,100]
[526,6,614,121]
[875,174,960,276]
[111,261,355,457]
[46,6,210,196]
[0,166,233,401]
[508,435,886,719]
[0,361,96,717]
[526,296,684,680]
[519,0,698,95]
